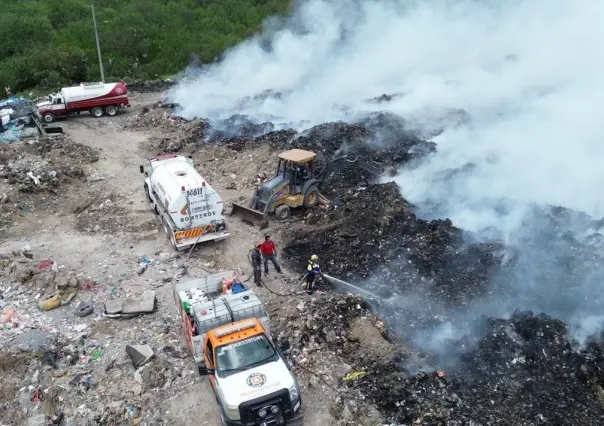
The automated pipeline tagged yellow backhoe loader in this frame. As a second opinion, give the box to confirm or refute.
[230,148,382,228]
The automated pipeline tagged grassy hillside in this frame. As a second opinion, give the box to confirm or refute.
[0,0,289,93]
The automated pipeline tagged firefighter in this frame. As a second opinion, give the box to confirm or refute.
[305,254,321,295]
[250,243,263,286]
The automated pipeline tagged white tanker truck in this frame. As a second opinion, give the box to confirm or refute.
[140,154,229,250]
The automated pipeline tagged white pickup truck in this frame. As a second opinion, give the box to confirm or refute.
[173,271,304,426]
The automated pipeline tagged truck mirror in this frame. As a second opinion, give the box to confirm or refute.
[278,338,291,352]
[139,165,144,174]
[198,364,213,376]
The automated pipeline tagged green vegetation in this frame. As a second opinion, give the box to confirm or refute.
[0,0,289,93]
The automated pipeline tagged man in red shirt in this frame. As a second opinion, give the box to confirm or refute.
[260,234,282,275]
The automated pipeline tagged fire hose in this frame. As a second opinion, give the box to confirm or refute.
[245,251,309,297]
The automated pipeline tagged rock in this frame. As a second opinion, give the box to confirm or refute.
[14,331,55,351]
[306,212,321,225]
[126,344,155,368]
[56,277,68,288]
[88,172,105,182]
[26,414,46,426]
[31,369,39,384]
[325,330,337,343]
[121,290,156,314]
[131,382,143,396]
[104,299,123,314]
[108,401,124,414]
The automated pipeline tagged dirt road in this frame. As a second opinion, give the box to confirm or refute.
[1,93,338,425]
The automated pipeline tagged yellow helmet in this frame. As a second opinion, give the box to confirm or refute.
[310,254,319,262]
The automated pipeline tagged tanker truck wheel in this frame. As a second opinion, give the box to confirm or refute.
[105,105,117,117]
[161,217,179,251]
[91,107,104,118]
[42,113,54,123]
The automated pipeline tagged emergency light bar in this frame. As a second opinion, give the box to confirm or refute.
[215,319,256,338]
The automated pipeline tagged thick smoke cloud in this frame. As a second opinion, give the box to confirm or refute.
[169,0,604,343]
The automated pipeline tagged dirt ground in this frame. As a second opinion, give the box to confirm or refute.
[0,93,381,426]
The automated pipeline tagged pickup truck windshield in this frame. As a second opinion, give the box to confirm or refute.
[215,335,276,374]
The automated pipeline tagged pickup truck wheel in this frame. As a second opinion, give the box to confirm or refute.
[143,183,153,204]
[91,107,104,118]
[42,113,54,123]
[105,105,117,116]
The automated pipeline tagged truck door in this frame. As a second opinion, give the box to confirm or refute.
[204,339,217,389]
[52,96,66,112]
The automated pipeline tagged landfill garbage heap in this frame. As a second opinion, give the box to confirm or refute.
[146,99,604,425]
[363,311,604,425]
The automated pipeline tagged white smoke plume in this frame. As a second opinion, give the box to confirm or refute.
[169,0,604,340]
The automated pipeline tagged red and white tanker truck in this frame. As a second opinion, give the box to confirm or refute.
[37,81,130,123]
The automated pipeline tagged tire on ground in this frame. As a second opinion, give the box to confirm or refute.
[43,113,54,123]
[74,304,94,317]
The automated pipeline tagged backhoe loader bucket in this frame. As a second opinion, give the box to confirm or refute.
[230,203,268,228]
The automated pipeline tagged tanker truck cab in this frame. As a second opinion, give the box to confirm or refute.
[140,154,229,250]
[200,319,303,426]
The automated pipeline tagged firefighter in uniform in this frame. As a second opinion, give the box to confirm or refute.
[305,254,321,295]
[250,243,263,286]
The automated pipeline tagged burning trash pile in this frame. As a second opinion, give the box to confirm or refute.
[351,311,604,426]
[276,291,604,425]
[290,114,435,166]
[283,182,504,306]
[275,293,396,425]
[129,102,435,172]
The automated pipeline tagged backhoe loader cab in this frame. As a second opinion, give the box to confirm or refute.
[256,149,321,217]
[231,149,322,226]
[230,148,383,227]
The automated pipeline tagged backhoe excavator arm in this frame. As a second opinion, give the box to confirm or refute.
[317,155,383,189]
